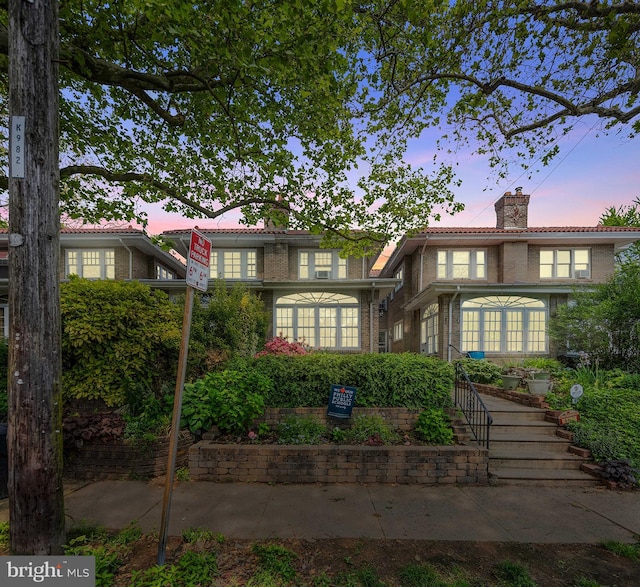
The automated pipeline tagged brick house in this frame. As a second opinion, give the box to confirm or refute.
[163,227,397,352]
[0,227,187,336]
[377,191,640,361]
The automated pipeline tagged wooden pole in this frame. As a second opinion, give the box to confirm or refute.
[8,0,65,554]
[157,286,195,565]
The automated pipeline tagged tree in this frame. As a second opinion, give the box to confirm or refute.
[363,1,640,175]
[600,196,640,260]
[550,261,640,372]
[0,0,463,252]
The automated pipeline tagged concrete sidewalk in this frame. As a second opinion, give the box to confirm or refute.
[6,480,635,544]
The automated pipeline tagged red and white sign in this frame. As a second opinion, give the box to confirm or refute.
[186,229,211,292]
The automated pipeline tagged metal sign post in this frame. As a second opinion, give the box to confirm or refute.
[158,230,210,565]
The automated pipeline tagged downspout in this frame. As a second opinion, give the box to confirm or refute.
[447,286,460,362]
[419,235,429,291]
[119,239,133,280]
[369,289,375,353]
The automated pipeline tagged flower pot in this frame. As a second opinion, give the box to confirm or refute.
[526,379,552,395]
[532,371,550,380]
[501,375,521,391]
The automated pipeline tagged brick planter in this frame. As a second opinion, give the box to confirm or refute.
[64,430,193,480]
[189,443,489,485]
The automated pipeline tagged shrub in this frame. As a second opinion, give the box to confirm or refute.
[345,414,399,445]
[256,336,309,356]
[189,281,269,376]
[567,386,640,467]
[414,408,454,445]
[276,415,326,444]
[182,370,271,434]
[61,278,182,407]
[229,353,454,409]
[455,358,502,385]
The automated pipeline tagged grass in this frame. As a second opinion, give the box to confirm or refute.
[601,540,640,560]
[493,560,537,587]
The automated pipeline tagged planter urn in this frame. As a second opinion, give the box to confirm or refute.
[501,375,521,391]
[526,378,552,395]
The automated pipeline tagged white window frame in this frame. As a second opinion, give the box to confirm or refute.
[394,265,404,291]
[420,303,439,355]
[275,292,360,349]
[461,296,547,354]
[156,264,176,280]
[298,250,347,280]
[393,320,404,341]
[437,249,486,280]
[540,248,590,279]
[210,249,257,279]
[0,304,8,338]
[65,249,115,279]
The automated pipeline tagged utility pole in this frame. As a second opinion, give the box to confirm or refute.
[8,0,64,554]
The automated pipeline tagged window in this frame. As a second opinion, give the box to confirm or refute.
[156,265,176,280]
[210,250,256,279]
[393,320,404,341]
[437,250,486,279]
[66,249,115,279]
[420,303,439,354]
[275,292,359,349]
[461,296,547,354]
[0,305,7,338]
[540,249,590,279]
[394,265,404,291]
[299,251,347,279]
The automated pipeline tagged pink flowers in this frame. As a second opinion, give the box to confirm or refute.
[256,336,310,357]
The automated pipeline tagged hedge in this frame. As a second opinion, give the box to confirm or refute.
[228,353,454,409]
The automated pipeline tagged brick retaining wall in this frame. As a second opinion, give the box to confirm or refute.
[64,430,193,480]
[253,407,422,432]
[189,443,489,485]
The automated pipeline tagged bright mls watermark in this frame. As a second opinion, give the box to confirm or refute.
[1,556,95,585]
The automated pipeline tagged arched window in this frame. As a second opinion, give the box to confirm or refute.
[275,292,360,349]
[420,303,439,355]
[461,296,547,353]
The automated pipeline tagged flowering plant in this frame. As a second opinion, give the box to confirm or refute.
[255,336,310,357]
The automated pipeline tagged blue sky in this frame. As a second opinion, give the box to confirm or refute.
[143,119,639,236]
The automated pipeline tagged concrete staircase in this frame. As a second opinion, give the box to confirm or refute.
[478,393,599,486]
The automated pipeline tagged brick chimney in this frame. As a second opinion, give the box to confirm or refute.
[263,195,289,231]
[495,188,530,229]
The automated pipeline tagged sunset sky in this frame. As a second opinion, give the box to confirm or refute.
[141,119,640,239]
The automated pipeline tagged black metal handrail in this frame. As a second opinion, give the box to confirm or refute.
[453,362,493,449]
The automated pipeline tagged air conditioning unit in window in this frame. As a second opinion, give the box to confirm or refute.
[315,270,331,279]
[575,270,590,279]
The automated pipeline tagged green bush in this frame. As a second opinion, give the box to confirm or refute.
[276,415,326,445]
[454,358,502,385]
[567,386,640,467]
[414,408,454,445]
[228,353,454,409]
[182,370,271,434]
[345,414,400,444]
[61,278,182,407]
[188,281,268,376]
